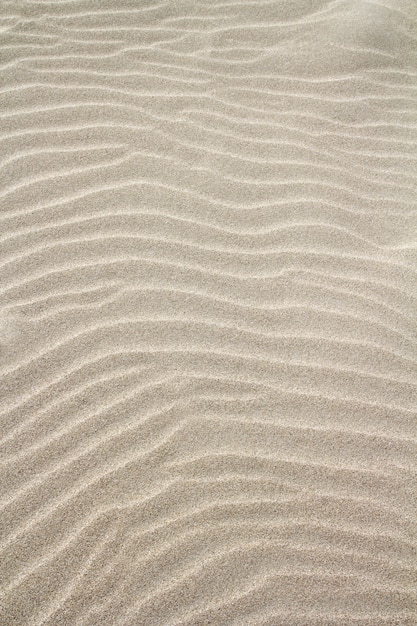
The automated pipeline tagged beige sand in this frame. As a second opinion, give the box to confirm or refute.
[0,1,416,624]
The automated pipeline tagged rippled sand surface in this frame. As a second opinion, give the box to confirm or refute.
[0,1,416,624]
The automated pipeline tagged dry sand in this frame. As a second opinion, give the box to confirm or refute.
[0,1,416,624]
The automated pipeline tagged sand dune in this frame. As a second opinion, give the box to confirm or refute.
[0,1,416,624]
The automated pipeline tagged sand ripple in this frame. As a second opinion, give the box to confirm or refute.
[0,1,416,624]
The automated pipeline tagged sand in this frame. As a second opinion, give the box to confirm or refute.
[0,1,416,624]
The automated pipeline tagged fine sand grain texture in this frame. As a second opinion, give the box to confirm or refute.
[0,1,416,625]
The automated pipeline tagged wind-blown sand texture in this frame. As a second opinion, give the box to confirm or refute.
[0,1,416,624]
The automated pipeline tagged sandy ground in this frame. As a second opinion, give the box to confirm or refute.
[0,1,416,624]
